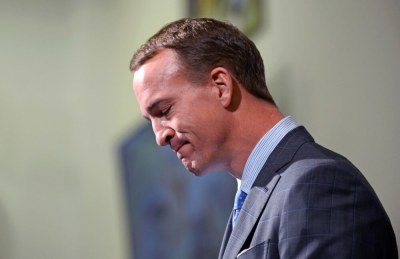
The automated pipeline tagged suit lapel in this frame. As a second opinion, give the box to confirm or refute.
[219,127,315,258]
[218,212,233,259]
[222,175,281,259]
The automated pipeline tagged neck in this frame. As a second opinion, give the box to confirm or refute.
[224,90,284,179]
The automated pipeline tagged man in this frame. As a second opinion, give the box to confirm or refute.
[130,18,398,258]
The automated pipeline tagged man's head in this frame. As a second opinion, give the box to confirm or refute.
[133,48,236,176]
[130,18,275,104]
[131,18,280,177]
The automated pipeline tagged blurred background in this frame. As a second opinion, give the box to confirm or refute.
[1,0,399,258]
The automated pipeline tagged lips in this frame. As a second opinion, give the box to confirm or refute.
[171,141,183,153]
[170,140,189,158]
[173,143,184,153]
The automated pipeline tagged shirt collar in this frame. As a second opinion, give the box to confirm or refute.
[237,116,299,193]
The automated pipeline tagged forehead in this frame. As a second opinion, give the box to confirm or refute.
[133,49,181,88]
[132,49,189,112]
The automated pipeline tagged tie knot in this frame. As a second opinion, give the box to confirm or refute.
[234,189,247,210]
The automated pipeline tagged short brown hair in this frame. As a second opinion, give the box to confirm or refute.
[130,18,275,104]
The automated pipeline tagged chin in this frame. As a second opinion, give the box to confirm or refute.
[183,160,206,177]
[189,168,208,177]
[187,163,222,177]
[185,165,203,177]
[182,157,224,177]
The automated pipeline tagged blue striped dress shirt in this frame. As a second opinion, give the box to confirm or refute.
[237,116,299,194]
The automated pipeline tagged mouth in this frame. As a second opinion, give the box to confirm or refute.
[171,141,189,158]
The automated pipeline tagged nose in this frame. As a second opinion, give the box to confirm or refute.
[152,119,174,146]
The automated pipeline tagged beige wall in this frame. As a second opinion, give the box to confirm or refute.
[0,0,183,258]
[256,1,400,248]
[0,0,398,258]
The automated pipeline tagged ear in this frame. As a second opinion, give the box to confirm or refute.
[209,67,234,108]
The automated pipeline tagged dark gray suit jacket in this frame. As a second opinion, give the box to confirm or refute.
[219,127,398,259]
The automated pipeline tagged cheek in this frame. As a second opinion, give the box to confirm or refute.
[175,101,226,142]
[195,121,226,153]
[172,110,201,132]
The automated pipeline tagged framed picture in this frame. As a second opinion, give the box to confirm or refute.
[119,124,236,259]
[188,0,263,36]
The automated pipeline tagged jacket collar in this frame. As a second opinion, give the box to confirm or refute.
[253,126,314,187]
[219,126,314,259]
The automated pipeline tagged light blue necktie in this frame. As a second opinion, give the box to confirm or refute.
[232,189,247,227]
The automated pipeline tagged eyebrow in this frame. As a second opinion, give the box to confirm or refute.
[146,99,161,112]
[143,98,162,121]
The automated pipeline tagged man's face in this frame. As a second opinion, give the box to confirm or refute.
[133,49,230,176]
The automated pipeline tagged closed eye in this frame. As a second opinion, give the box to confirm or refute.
[146,99,172,119]
[160,106,171,117]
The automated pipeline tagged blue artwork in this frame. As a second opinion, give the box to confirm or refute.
[119,124,236,259]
